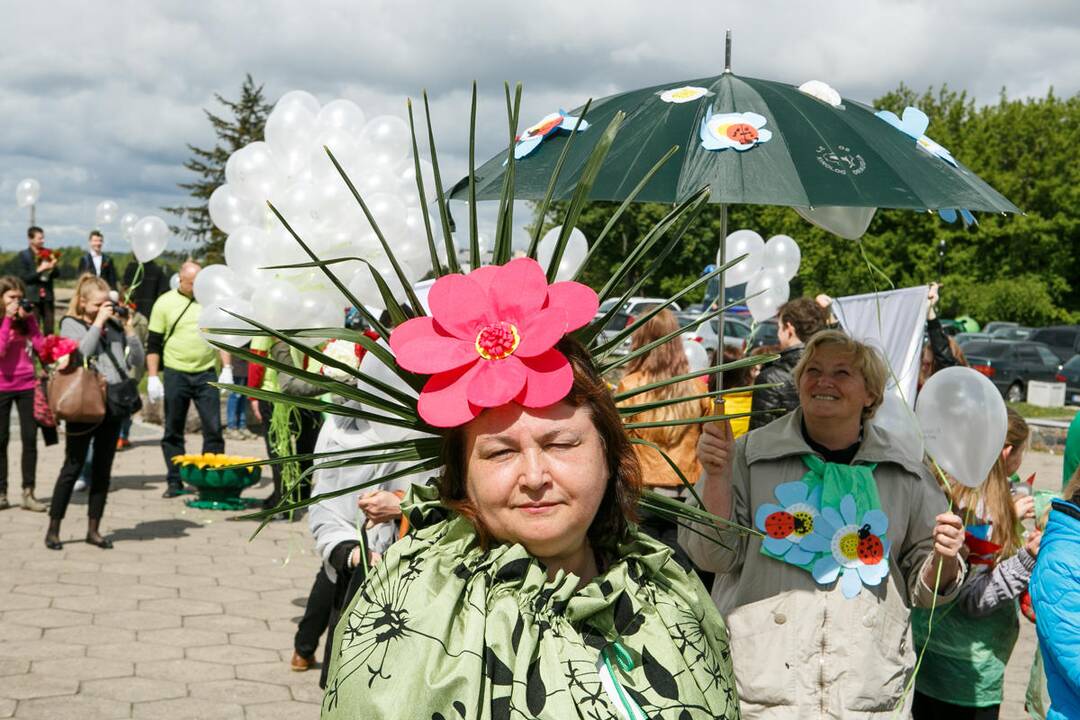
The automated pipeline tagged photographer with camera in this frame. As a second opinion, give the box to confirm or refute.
[45,275,143,550]
[0,276,48,511]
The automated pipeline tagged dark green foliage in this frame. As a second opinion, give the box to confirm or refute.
[537,86,1080,323]
[164,74,271,263]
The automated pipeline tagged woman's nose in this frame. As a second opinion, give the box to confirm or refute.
[519,450,549,490]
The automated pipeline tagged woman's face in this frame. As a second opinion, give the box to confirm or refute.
[2,289,23,307]
[82,290,109,320]
[798,346,873,424]
[1003,443,1026,477]
[463,400,609,563]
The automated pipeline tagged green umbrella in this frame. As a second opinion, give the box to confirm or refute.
[450,65,1017,215]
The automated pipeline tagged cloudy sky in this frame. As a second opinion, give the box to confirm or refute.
[2,0,1078,252]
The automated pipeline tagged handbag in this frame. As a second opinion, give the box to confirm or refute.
[100,342,143,417]
[47,359,107,424]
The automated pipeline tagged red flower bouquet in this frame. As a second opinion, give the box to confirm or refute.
[38,336,79,366]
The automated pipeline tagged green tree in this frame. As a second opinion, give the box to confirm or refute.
[165,74,271,263]
[536,85,1080,324]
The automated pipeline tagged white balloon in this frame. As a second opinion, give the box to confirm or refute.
[916,367,1008,488]
[721,229,765,285]
[208,184,261,234]
[359,115,411,170]
[95,200,119,225]
[226,142,283,204]
[763,234,801,280]
[275,90,321,116]
[309,128,363,184]
[15,178,40,208]
[169,273,180,291]
[250,279,299,328]
[198,301,254,348]
[193,264,251,308]
[398,159,437,202]
[265,102,317,182]
[537,225,589,281]
[119,213,139,241]
[745,269,790,323]
[316,99,366,137]
[224,226,273,278]
[867,388,924,464]
[130,216,169,263]
[684,339,709,374]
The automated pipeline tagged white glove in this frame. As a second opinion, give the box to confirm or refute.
[147,375,164,404]
[218,367,234,386]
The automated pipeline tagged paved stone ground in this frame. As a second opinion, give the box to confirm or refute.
[0,414,1066,719]
[0,418,323,719]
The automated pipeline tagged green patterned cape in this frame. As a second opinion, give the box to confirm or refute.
[322,484,740,719]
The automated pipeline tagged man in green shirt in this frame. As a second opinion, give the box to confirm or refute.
[146,261,232,497]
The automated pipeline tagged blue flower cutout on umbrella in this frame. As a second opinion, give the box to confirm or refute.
[938,207,978,227]
[699,106,772,152]
[804,495,891,599]
[875,106,957,167]
[513,109,589,160]
[754,480,824,567]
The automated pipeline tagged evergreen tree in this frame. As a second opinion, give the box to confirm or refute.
[165,74,271,262]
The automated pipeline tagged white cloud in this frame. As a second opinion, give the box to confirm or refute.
[1,0,1077,250]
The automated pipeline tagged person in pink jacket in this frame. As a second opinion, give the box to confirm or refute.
[0,276,48,511]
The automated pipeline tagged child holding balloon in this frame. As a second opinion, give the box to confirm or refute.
[911,408,1036,720]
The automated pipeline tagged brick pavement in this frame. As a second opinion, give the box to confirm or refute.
[0,418,323,719]
[0,415,1066,719]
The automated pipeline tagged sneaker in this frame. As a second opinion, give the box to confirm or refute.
[74,479,89,493]
[21,489,47,512]
[116,438,131,451]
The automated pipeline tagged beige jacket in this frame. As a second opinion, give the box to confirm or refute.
[679,410,964,719]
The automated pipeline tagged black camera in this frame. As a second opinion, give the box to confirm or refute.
[113,304,130,319]
[18,299,34,313]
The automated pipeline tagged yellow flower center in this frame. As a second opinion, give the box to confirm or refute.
[475,321,520,361]
[838,532,861,561]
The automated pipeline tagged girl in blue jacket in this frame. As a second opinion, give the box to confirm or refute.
[1029,468,1080,720]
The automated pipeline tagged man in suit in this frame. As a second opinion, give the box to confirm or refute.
[75,230,118,289]
[122,258,171,319]
[16,226,60,335]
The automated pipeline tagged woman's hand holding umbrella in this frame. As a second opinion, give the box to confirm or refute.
[698,399,736,520]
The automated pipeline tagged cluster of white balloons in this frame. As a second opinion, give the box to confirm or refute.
[15,178,40,208]
[90,200,169,264]
[720,230,801,322]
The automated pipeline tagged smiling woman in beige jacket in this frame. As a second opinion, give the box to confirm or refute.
[679,331,968,719]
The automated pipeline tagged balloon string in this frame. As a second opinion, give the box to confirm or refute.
[123,262,145,308]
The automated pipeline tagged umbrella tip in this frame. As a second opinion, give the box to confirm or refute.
[724,29,732,73]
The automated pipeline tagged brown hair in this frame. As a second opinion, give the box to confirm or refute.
[778,297,828,344]
[0,276,29,334]
[793,330,888,420]
[950,408,1030,557]
[67,274,110,319]
[919,338,970,387]
[439,337,641,551]
[1065,465,1080,506]
[721,346,753,389]
[618,309,706,443]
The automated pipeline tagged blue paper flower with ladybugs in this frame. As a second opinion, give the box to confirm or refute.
[754,481,824,567]
[699,106,772,152]
[513,109,589,160]
[807,495,891,599]
[875,106,957,167]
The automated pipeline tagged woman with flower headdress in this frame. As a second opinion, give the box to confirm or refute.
[680,329,967,719]
[321,258,739,719]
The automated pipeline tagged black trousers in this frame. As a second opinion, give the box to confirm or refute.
[259,401,321,507]
[0,389,37,493]
[294,566,335,658]
[50,410,124,521]
[162,368,223,488]
[912,691,999,720]
[32,301,55,336]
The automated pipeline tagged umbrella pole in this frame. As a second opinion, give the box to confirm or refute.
[715,203,728,392]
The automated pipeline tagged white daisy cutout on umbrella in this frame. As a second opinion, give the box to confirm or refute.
[658,86,712,104]
[806,495,891,599]
[699,106,773,152]
[754,480,824,566]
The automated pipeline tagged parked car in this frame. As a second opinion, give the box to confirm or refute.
[677,313,752,352]
[964,340,1063,402]
[593,297,681,356]
[990,326,1032,341]
[1027,325,1080,363]
[982,321,1018,334]
[956,332,995,347]
[746,318,780,350]
[1056,355,1080,406]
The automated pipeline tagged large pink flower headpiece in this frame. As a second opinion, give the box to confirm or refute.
[389,257,599,428]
